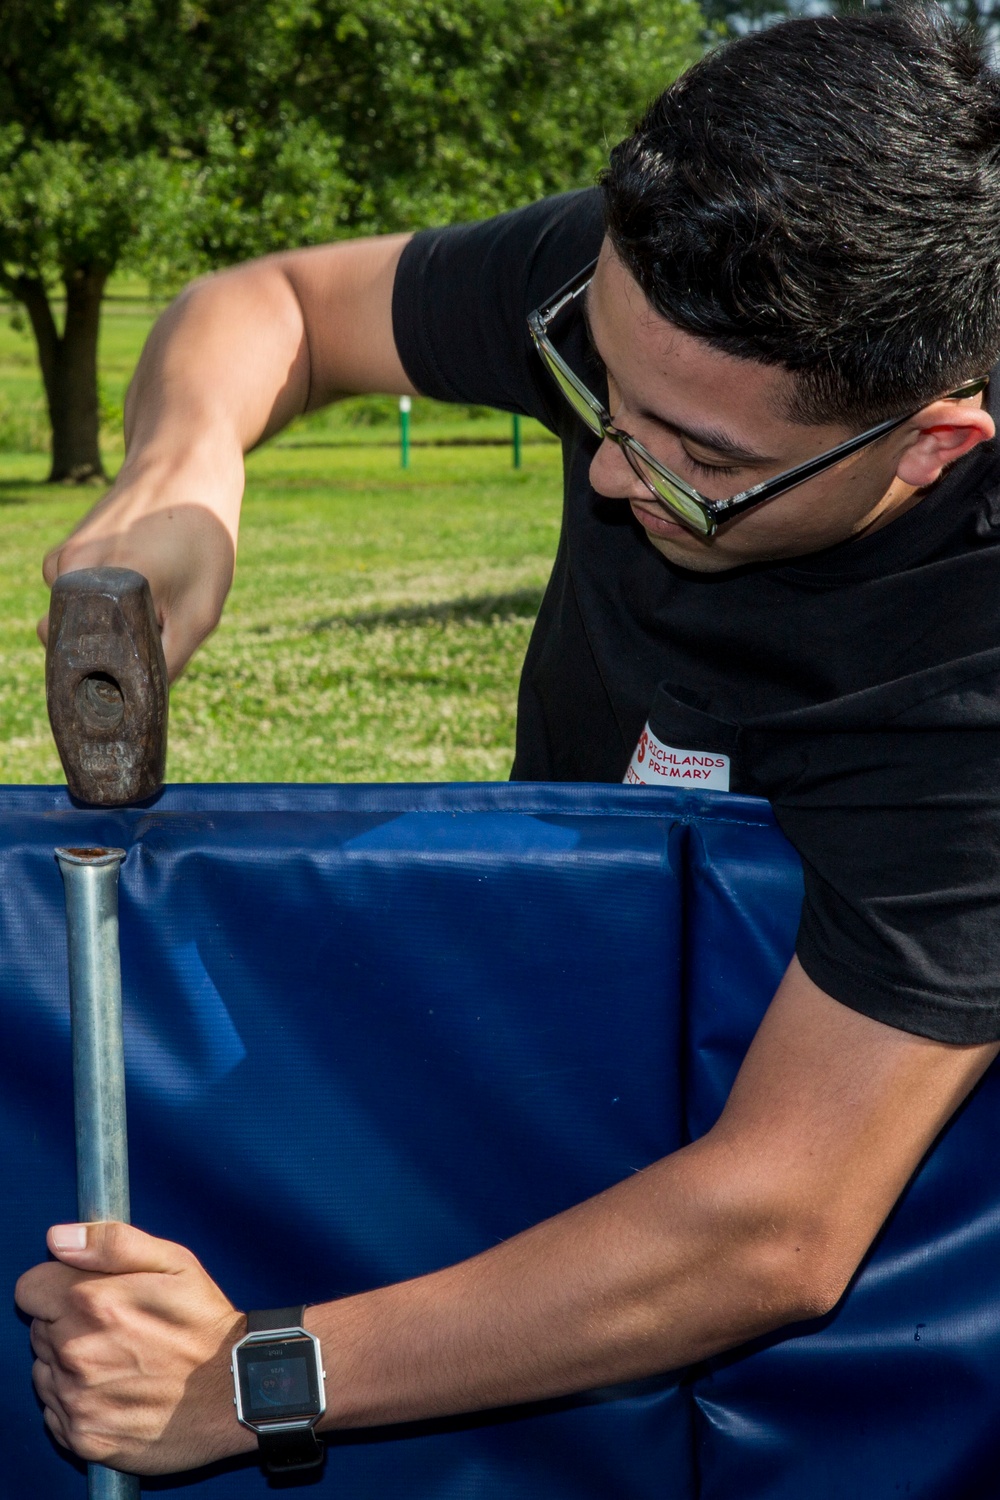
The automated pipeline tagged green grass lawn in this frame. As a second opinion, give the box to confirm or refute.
[0,288,563,786]
[0,354,566,786]
[0,443,563,784]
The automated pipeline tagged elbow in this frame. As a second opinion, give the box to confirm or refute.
[767,1237,856,1324]
[689,1159,866,1334]
[745,1201,865,1328]
[687,1138,874,1331]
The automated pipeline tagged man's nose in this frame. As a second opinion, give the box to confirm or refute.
[589,435,645,500]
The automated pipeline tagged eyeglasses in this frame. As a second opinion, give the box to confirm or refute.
[527,259,989,539]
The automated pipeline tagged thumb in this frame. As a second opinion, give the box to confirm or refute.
[47,1221,192,1275]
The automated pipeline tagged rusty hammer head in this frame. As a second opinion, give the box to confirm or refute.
[46,567,168,806]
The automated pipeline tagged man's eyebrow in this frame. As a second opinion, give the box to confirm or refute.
[581,285,776,467]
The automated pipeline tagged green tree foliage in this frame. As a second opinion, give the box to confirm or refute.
[0,0,703,480]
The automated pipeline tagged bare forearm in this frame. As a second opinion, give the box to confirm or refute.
[40,236,414,675]
[36,263,306,672]
[312,1139,812,1430]
[311,962,998,1431]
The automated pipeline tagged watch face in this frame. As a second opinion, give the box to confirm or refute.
[236,1336,322,1423]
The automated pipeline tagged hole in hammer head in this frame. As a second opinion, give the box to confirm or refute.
[75,671,124,731]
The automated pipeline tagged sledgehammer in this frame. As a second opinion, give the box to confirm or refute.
[46,568,168,806]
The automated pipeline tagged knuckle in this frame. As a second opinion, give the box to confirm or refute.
[30,1321,51,1359]
[50,1375,132,1466]
[64,1280,93,1317]
[64,1279,116,1330]
[54,1367,84,1412]
[42,1404,69,1448]
[80,1283,117,1326]
[31,1356,53,1400]
[61,1412,111,1465]
[55,1334,89,1380]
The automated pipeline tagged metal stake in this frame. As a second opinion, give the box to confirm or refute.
[55,846,140,1500]
[399,393,411,468]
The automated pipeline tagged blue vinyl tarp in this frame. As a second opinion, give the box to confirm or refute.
[2,782,999,1497]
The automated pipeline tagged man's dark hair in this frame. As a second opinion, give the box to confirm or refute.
[601,6,1000,428]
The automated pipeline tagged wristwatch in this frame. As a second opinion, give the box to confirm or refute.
[231,1306,326,1474]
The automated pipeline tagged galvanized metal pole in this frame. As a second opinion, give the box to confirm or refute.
[55,846,140,1500]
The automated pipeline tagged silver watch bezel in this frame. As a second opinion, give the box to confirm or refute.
[231,1324,327,1435]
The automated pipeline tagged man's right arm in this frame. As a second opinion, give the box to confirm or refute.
[39,233,416,679]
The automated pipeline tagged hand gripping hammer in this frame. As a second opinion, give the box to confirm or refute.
[46,568,168,806]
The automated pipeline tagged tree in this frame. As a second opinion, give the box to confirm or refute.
[0,0,704,482]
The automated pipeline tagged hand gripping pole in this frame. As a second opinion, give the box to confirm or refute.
[55,847,140,1500]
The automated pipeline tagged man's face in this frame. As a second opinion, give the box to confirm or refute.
[585,243,926,573]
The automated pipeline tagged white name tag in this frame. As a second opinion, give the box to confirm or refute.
[624,723,730,791]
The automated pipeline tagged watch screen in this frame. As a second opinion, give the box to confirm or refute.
[237,1336,321,1422]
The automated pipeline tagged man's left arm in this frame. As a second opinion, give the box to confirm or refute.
[16,956,997,1475]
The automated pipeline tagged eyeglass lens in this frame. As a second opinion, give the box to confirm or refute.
[537,335,713,536]
[620,448,711,534]
[543,352,604,435]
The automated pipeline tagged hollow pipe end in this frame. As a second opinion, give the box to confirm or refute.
[55,847,127,869]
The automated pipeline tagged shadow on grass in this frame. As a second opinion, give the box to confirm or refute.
[287,587,544,635]
[0,477,84,504]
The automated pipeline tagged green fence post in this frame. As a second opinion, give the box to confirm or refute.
[512,412,522,469]
[399,394,411,469]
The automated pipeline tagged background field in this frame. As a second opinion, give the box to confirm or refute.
[0,287,562,785]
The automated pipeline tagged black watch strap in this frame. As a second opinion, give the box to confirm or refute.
[256,1424,325,1473]
[245,1307,325,1474]
[247,1306,308,1334]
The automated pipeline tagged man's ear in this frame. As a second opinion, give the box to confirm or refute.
[895,400,995,488]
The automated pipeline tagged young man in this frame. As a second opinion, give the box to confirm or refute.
[17,6,1000,1478]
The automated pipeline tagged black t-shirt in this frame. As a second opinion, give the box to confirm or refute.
[393,188,1000,1045]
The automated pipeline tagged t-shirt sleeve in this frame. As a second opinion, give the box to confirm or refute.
[391,189,605,430]
[760,713,1000,1044]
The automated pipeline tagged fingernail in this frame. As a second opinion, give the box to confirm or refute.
[51,1224,88,1250]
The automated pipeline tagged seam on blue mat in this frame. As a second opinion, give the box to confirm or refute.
[677,816,706,1500]
[674,818,695,1156]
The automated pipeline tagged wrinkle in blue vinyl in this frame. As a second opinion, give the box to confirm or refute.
[122,940,247,1103]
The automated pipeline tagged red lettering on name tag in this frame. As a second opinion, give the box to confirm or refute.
[624,724,730,792]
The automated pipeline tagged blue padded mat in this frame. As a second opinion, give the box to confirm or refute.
[2,784,705,1498]
[2,782,999,1497]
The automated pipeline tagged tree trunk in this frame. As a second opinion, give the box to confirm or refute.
[13,265,109,483]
